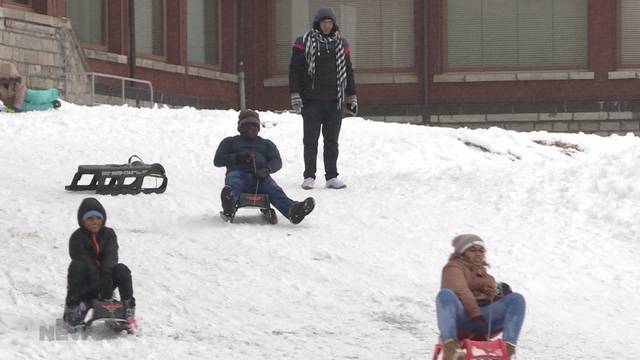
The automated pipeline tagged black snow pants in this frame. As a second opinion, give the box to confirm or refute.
[65,260,135,306]
[302,99,342,180]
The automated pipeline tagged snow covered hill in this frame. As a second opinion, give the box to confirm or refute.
[1,104,639,359]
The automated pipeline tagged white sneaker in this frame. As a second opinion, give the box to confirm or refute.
[325,177,346,189]
[301,177,315,190]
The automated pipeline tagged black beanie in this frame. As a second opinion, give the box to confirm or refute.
[238,109,260,130]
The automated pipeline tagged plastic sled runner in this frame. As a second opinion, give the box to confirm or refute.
[433,338,510,360]
[65,155,167,195]
[220,193,278,224]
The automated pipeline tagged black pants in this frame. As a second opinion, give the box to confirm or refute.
[302,99,342,180]
[65,260,135,306]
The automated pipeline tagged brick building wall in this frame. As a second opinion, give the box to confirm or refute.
[244,0,640,135]
[1,0,240,109]
[4,0,640,135]
[423,0,640,134]
[80,0,240,109]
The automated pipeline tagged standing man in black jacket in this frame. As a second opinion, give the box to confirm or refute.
[63,197,136,329]
[214,110,315,224]
[289,6,357,190]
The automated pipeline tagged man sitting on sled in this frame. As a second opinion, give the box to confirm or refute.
[214,110,315,224]
[436,234,526,360]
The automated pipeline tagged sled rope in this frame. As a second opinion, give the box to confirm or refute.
[487,294,495,339]
[251,153,259,205]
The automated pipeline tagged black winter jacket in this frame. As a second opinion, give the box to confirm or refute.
[69,197,119,298]
[213,135,283,175]
[289,35,356,101]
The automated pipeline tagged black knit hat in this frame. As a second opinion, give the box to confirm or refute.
[313,7,337,24]
[237,109,260,130]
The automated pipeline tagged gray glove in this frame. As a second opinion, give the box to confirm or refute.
[291,93,303,114]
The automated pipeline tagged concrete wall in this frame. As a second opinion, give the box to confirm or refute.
[0,7,91,104]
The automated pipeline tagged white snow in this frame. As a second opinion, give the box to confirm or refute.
[1,104,639,359]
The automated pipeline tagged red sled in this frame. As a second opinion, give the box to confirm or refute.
[433,338,509,360]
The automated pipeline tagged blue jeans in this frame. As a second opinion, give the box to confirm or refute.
[436,288,526,344]
[225,170,294,217]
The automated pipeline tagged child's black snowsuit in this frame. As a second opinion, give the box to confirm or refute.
[65,198,135,306]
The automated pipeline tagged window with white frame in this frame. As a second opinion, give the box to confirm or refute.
[187,0,219,65]
[66,0,105,46]
[274,0,415,72]
[135,0,165,56]
[445,0,587,69]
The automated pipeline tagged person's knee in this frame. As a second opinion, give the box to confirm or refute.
[505,292,525,304]
[304,136,320,146]
[226,171,245,182]
[436,288,458,304]
[112,263,131,280]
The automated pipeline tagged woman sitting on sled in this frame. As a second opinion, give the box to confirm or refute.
[436,234,526,360]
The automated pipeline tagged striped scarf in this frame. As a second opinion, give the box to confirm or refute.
[303,29,347,109]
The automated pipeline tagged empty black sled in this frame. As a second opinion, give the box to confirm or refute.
[65,155,168,195]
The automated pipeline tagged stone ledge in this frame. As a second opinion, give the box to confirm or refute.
[608,111,634,120]
[357,73,418,84]
[0,7,71,29]
[573,111,608,121]
[366,115,423,124]
[84,49,128,64]
[186,66,238,83]
[137,58,185,74]
[435,114,487,123]
[434,71,594,83]
[5,19,56,37]
[263,77,288,87]
[84,50,237,82]
[487,113,538,122]
[264,73,418,87]
[431,111,635,123]
[385,115,423,124]
[609,70,640,80]
[539,112,573,121]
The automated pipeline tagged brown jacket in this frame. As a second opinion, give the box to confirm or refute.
[0,63,26,109]
[441,255,497,318]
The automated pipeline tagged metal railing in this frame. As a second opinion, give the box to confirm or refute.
[86,72,154,107]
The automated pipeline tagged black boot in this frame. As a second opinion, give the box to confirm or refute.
[289,197,315,224]
[63,301,89,328]
[220,186,237,217]
[123,298,137,334]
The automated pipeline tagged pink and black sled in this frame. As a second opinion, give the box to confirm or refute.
[433,338,510,360]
